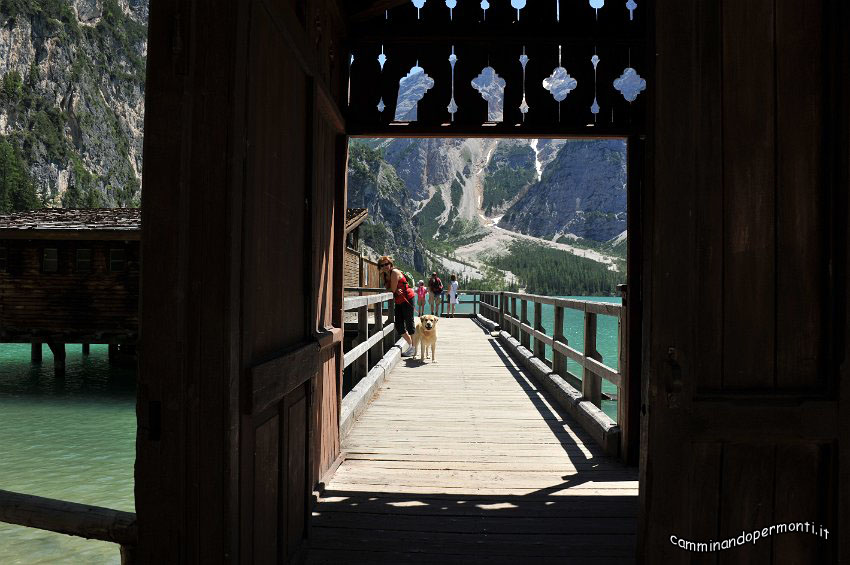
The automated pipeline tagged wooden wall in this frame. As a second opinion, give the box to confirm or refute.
[138,0,347,562]
[343,248,360,288]
[0,239,139,343]
[641,1,849,562]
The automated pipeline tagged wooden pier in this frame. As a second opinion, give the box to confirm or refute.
[308,317,638,564]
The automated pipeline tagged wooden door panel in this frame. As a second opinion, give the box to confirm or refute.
[285,386,308,560]
[253,415,280,565]
[720,0,777,391]
[690,0,829,394]
[244,0,309,359]
[775,1,826,390]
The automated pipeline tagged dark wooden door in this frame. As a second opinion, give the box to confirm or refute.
[641,1,848,563]
[238,1,346,563]
[138,0,346,562]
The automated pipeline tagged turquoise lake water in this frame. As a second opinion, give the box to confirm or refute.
[1,295,619,562]
[0,344,135,564]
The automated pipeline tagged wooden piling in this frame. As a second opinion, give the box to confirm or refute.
[47,342,66,377]
[31,342,42,363]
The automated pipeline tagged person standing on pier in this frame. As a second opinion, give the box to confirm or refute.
[428,272,444,316]
[449,274,459,318]
[379,256,416,357]
[416,280,427,317]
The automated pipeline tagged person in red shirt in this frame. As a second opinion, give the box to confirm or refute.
[378,255,416,357]
[428,272,443,316]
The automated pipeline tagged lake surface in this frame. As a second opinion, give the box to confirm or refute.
[0,344,135,564]
[1,295,619,562]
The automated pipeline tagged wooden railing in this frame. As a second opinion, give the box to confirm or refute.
[436,289,479,315]
[343,290,395,389]
[0,489,136,563]
[477,289,628,426]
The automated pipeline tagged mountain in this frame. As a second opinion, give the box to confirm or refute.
[499,139,627,242]
[346,141,428,273]
[481,139,536,215]
[347,137,628,294]
[0,0,147,210]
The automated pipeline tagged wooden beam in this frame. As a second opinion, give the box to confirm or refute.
[0,488,137,546]
[249,342,320,415]
[348,0,407,23]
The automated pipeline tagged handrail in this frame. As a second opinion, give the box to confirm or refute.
[343,292,396,393]
[0,489,137,561]
[476,289,627,433]
[343,292,393,310]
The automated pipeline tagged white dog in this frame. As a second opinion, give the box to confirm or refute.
[413,315,439,362]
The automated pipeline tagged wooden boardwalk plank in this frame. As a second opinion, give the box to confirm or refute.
[307,318,638,562]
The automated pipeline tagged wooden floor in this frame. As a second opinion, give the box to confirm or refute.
[307,317,639,564]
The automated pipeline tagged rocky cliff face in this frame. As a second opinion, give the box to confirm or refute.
[379,137,463,201]
[346,141,428,273]
[499,139,627,242]
[0,0,147,209]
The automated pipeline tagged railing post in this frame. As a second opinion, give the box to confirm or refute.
[583,311,603,407]
[354,305,369,385]
[474,292,479,316]
[617,283,629,459]
[553,306,567,379]
[371,298,384,364]
[520,299,530,350]
[533,301,546,360]
[499,292,505,329]
[511,296,518,339]
[385,300,396,351]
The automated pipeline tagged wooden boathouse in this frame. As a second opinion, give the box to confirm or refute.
[0,0,848,563]
[0,208,140,375]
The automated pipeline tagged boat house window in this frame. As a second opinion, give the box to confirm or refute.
[0,245,6,272]
[76,249,92,273]
[42,248,58,273]
[109,248,125,272]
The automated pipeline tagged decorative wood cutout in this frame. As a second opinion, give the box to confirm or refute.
[448,46,459,121]
[626,0,637,20]
[394,63,435,121]
[613,67,646,102]
[412,0,426,19]
[471,66,506,122]
[377,46,387,114]
[445,0,457,20]
[480,0,489,20]
[589,0,604,18]
[511,0,526,20]
[590,53,600,120]
[378,45,387,71]
[348,53,354,106]
[543,46,577,120]
[519,47,530,120]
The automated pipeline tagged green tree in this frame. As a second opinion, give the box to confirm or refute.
[0,136,40,213]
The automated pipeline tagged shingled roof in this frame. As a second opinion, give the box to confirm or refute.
[0,208,141,240]
[345,207,368,234]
